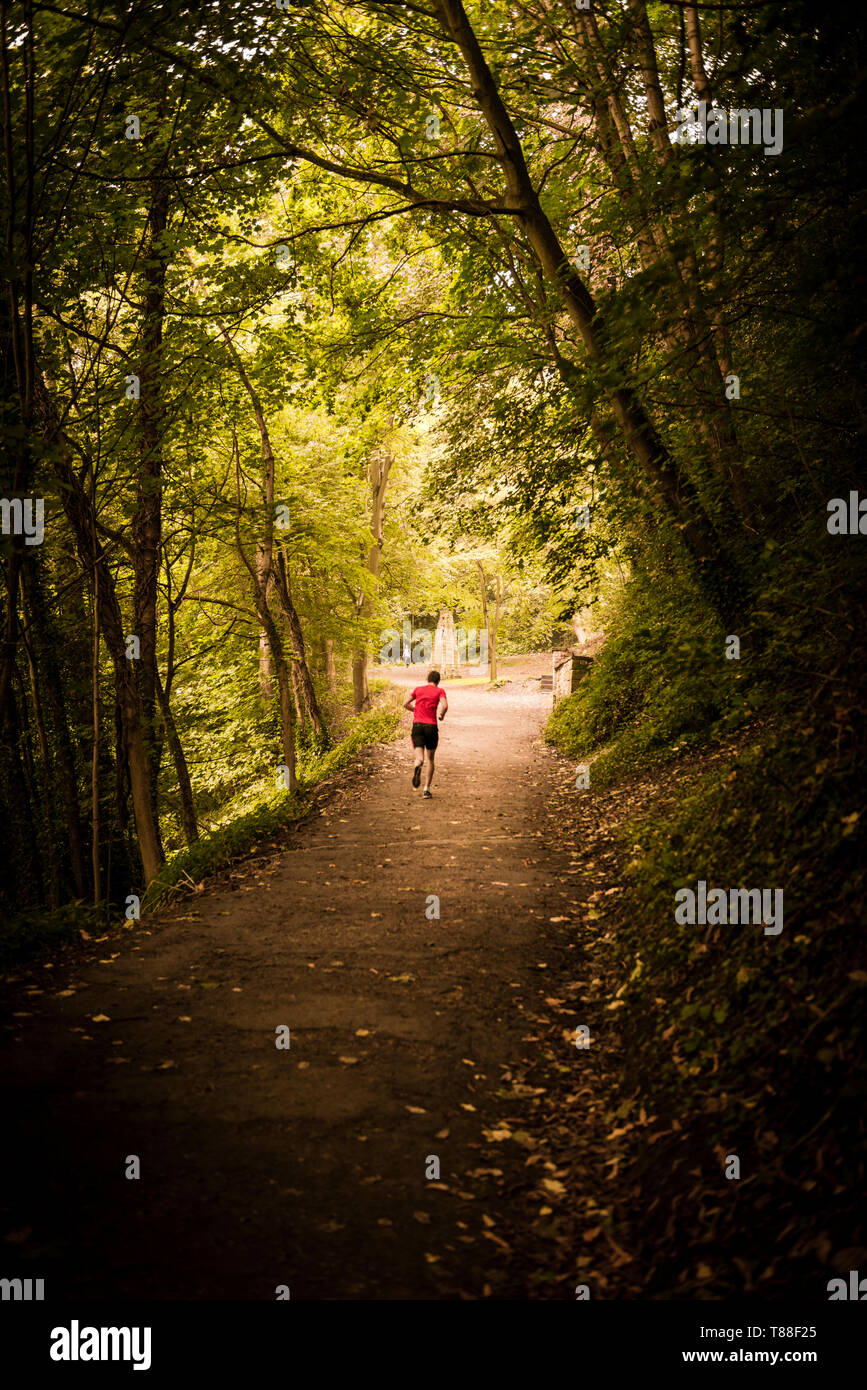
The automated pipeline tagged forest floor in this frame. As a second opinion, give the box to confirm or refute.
[1,659,659,1300]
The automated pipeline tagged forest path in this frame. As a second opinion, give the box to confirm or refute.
[2,667,607,1300]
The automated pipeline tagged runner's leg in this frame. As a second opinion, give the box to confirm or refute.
[423,749,435,791]
[411,726,424,787]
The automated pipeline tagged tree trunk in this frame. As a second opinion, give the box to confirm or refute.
[91,557,101,904]
[230,425,298,792]
[19,560,88,899]
[35,372,165,885]
[193,252,299,789]
[132,179,170,833]
[258,629,274,703]
[477,561,498,683]
[155,669,198,844]
[20,596,62,909]
[325,638,337,694]
[274,551,327,740]
[353,442,393,712]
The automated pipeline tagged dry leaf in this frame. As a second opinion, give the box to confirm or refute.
[540,1177,567,1197]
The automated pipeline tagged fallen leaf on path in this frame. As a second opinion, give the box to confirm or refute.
[483,1128,512,1142]
[355,1028,370,1037]
[157,1060,176,1070]
[338,1056,359,1065]
[460,1103,477,1112]
[406,1105,426,1114]
[424,1253,440,1264]
[511,1130,536,1148]
[483,1231,511,1252]
[435,1127,449,1139]
[91,1014,110,1023]
[541,1178,567,1197]
[413,1212,431,1224]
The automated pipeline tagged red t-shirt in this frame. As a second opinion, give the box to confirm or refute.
[412,684,445,724]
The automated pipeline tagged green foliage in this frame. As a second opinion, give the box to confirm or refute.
[545,582,747,782]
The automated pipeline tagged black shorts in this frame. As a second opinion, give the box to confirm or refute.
[411,721,439,751]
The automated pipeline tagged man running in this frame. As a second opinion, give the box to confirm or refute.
[404,669,448,798]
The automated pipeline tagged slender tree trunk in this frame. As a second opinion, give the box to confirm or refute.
[274,552,327,740]
[683,2,733,381]
[20,599,61,908]
[230,430,298,791]
[325,638,337,694]
[35,372,164,885]
[258,629,274,703]
[132,179,169,834]
[477,561,498,683]
[193,253,299,787]
[353,442,393,712]
[19,561,88,899]
[155,669,198,844]
[91,557,101,905]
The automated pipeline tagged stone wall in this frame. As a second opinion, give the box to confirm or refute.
[552,650,594,703]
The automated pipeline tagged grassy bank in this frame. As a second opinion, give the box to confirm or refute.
[544,601,865,1293]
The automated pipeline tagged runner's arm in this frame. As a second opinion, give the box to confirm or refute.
[403,694,416,711]
[438,692,448,719]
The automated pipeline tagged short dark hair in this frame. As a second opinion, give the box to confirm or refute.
[427,669,441,684]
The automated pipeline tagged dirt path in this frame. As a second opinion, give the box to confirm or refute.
[2,671,602,1300]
